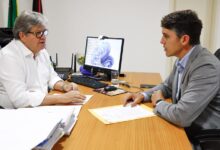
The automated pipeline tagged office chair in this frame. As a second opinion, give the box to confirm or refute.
[0,28,13,48]
[192,48,220,150]
[214,48,220,60]
[193,129,220,150]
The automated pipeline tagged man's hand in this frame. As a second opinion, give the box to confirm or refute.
[151,90,165,106]
[41,90,86,106]
[123,93,145,107]
[61,91,86,104]
[54,81,78,92]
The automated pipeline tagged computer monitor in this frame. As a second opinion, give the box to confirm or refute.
[83,36,124,80]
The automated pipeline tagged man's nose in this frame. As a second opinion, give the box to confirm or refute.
[160,37,164,44]
[40,35,46,40]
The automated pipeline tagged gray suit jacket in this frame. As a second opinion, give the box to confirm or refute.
[144,45,220,132]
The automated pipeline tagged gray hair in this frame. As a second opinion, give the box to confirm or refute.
[13,10,48,39]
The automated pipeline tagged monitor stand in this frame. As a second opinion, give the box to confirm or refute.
[79,67,111,81]
[92,72,110,81]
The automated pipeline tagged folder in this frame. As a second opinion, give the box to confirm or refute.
[0,95,94,150]
[0,105,82,150]
[33,105,82,135]
[0,109,62,150]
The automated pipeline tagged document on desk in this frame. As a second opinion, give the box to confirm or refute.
[73,95,93,105]
[0,109,63,150]
[89,104,156,124]
[34,105,82,135]
[0,104,86,150]
[53,94,93,105]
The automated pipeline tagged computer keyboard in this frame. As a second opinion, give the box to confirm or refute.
[71,75,108,89]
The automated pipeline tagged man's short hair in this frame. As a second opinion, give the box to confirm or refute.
[13,10,48,39]
[161,9,202,45]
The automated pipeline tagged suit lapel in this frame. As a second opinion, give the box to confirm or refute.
[180,45,202,84]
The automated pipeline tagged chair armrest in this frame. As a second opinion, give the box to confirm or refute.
[193,129,220,150]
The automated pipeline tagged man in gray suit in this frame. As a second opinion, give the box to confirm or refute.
[123,9,220,142]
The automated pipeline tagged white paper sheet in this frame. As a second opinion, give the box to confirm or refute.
[89,104,155,124]
[53,94,93,105]
[73,95,93,105]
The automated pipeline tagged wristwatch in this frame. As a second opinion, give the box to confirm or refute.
[155,99,163,106]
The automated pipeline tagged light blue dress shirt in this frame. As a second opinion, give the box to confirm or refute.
[175,47,195,101]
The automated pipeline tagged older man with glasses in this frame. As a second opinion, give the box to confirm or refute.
[0,11,86,109]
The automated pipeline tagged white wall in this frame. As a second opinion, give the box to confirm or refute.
[45,0,220,79]
[2,0,220,80]
[44,0,169,79]
[0,0,169,79]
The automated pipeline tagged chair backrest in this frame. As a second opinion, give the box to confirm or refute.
[192,48,220,150]
[193,129,220,150]
[0,28,13,48]
[214,48,220,60]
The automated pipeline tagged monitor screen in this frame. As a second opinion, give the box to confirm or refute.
[83,36,124,78]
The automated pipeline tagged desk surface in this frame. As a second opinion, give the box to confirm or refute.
[53,72,192,150]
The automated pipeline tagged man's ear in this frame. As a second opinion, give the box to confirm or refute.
[18,32,25,40]
[180,35,190,46]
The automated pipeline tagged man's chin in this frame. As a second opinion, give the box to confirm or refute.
[39,43,46,48]
[164,51,169,57]
[39,45,45,50]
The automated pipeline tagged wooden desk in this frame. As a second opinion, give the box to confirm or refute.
[53,72,192,150]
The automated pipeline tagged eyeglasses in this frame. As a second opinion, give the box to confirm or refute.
[27,29,48,38]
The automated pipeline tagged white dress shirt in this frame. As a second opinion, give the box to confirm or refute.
[0,39,61,108]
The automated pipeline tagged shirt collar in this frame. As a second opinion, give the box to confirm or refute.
[175,46,195,73]
[14,39,40,58]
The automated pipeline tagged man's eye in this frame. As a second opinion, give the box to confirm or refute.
[164,35,169,38]
[36,32,43,36]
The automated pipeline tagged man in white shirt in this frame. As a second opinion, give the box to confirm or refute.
[0,11,85,109]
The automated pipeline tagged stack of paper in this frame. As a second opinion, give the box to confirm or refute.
[0,109,63,150]
[34,123,64,150]
[33,105,82,149]
[33,105,82,135]
[0,95,93,150]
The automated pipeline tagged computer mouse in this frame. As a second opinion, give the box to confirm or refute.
[104,86,117,91]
